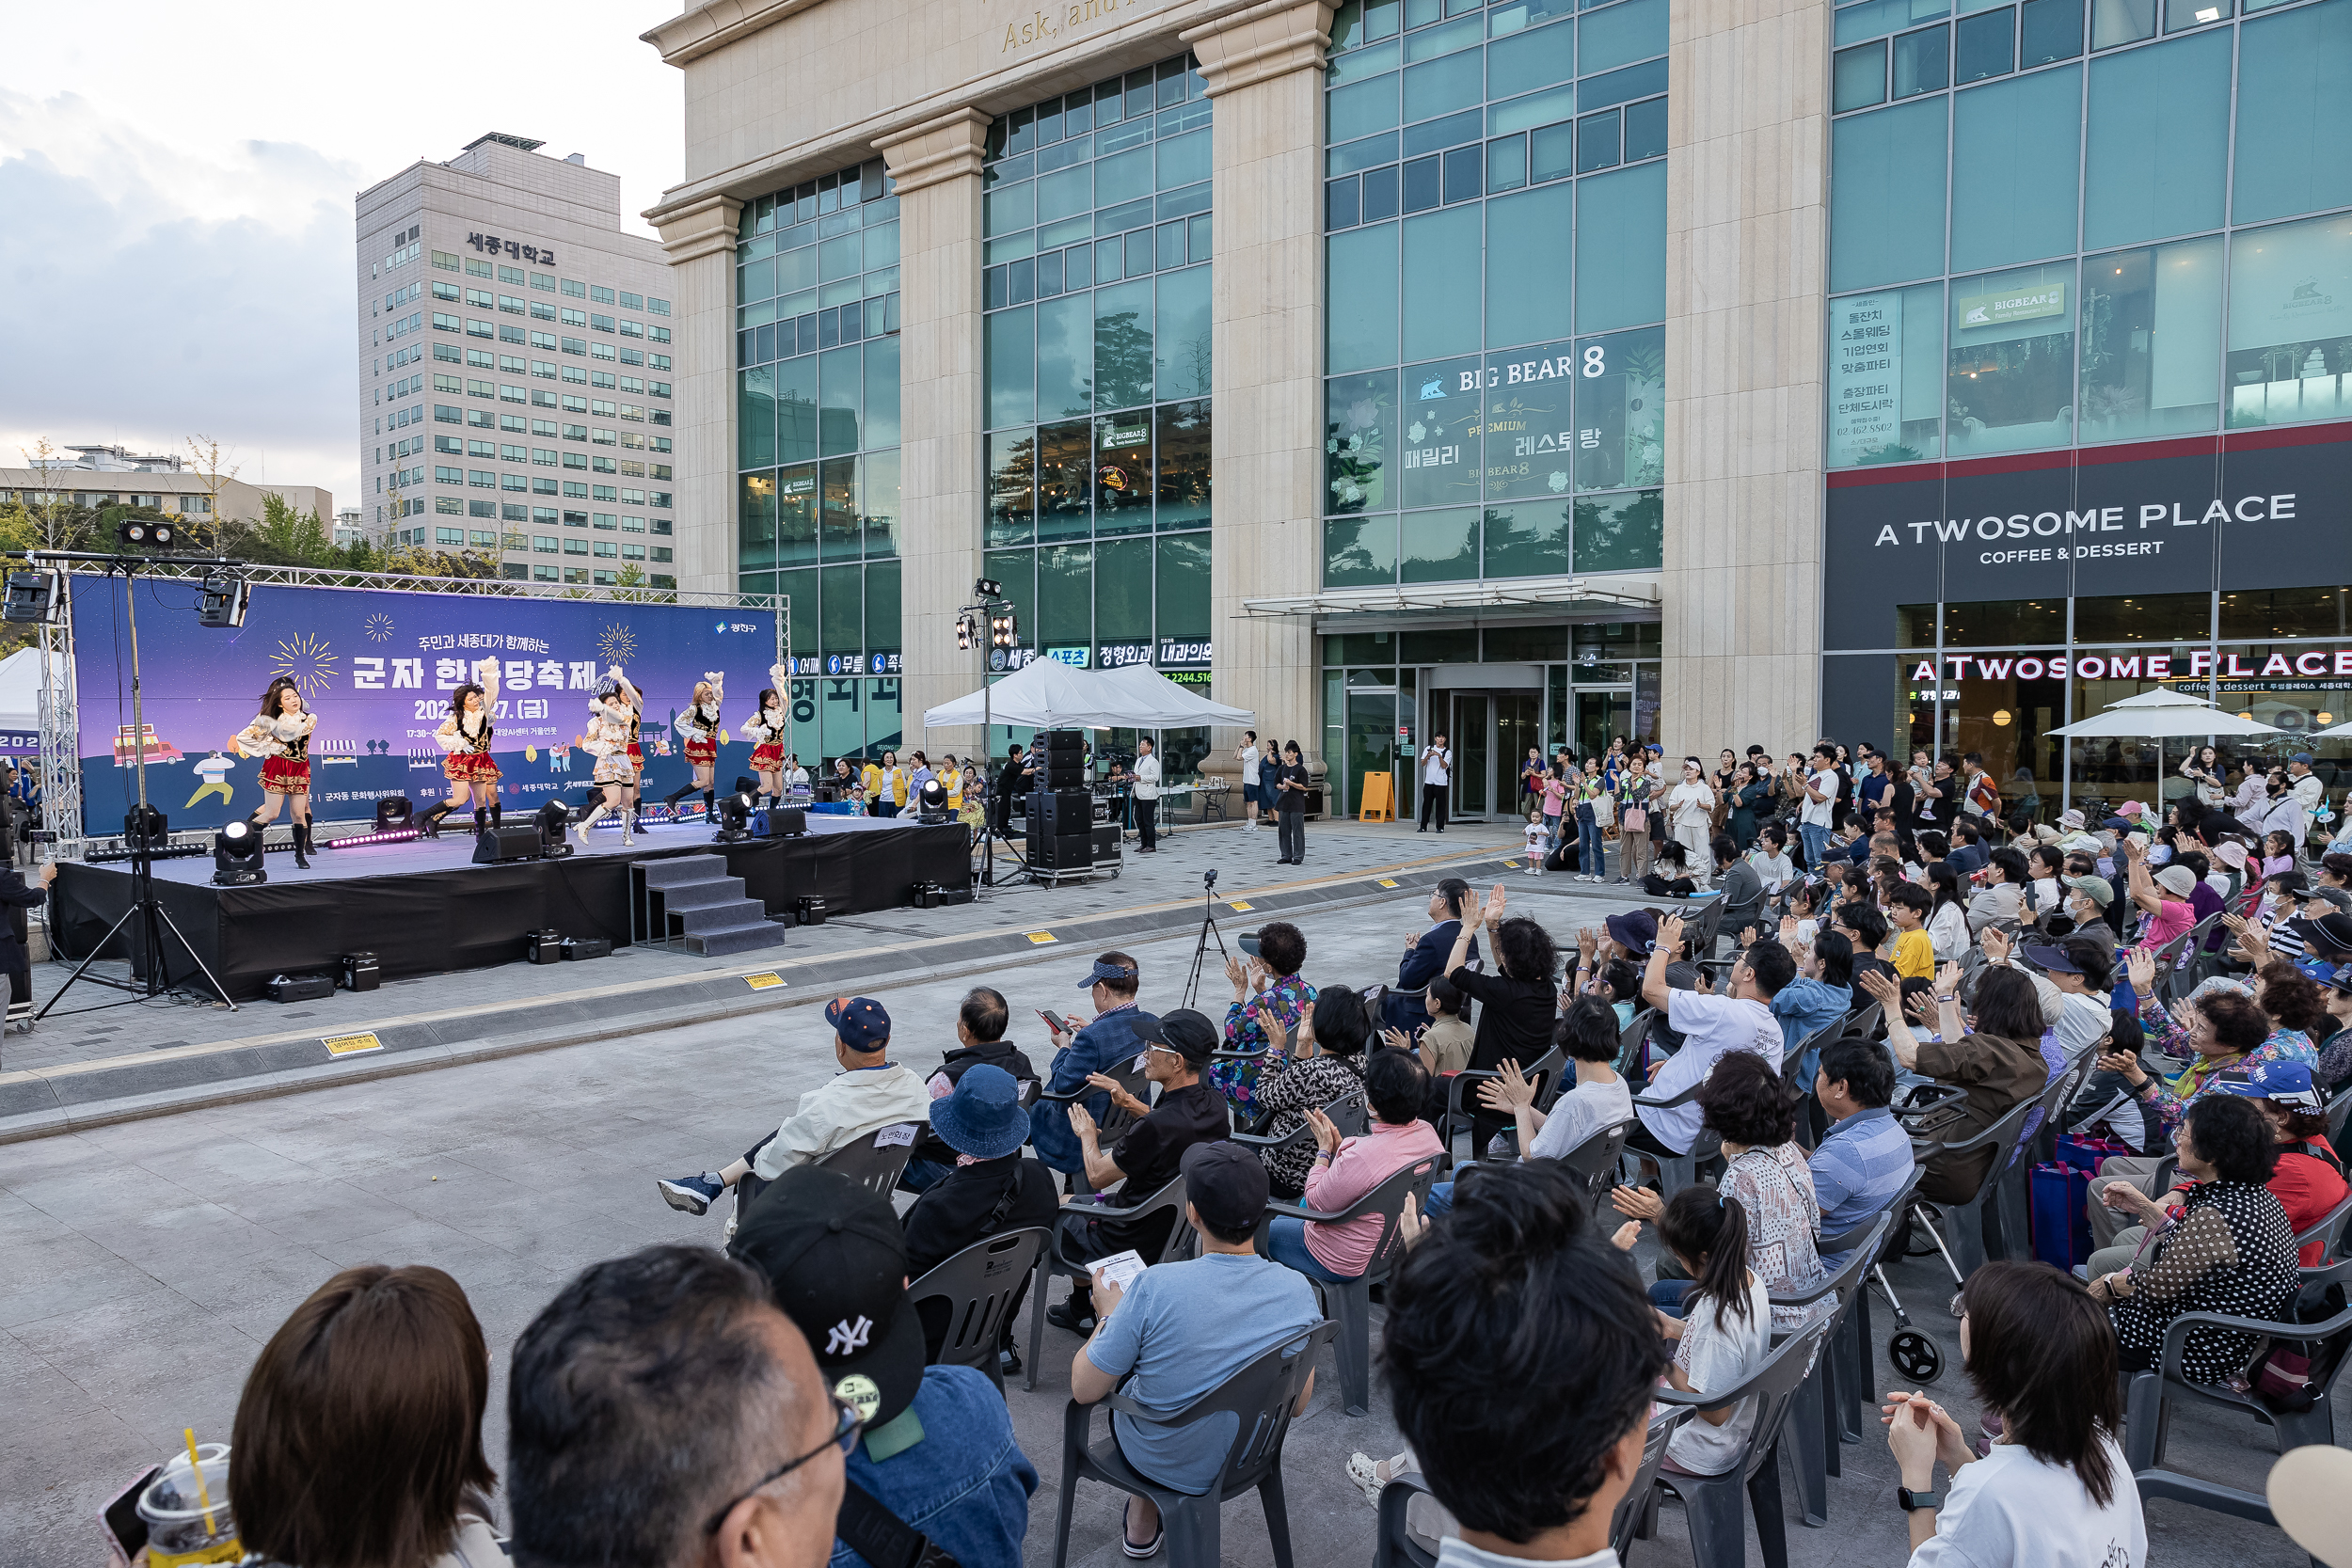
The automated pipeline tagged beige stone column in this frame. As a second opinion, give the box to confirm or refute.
[1660,0,1829,759]
[655,194,743,596]
[1184,0,1335,768]
[877,108,992,758]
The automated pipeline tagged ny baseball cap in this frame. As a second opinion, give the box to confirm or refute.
[727,1164,925,1431]
[824,995,891,1053]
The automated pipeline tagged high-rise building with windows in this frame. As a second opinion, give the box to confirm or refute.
[355,135,682,587]
[639,0,2352,822]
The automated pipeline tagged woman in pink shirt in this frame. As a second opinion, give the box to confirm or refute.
[1263,1049,1442,1281]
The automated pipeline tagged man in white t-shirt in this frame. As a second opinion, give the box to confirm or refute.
[1629,911,1792,1156]
[1800,743,1839,868]
[1419,734,1453,834]
[1132,737,1162,853]
[1238,731,1262,832]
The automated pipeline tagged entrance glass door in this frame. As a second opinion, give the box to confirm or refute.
[1496,694,1541,818]
[1451,693,1489,818]
[1576,689,1632,762]
[1344,689,1398,819]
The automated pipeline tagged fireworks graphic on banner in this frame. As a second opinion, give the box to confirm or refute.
[364,613,395,642]
[598,622,637,667]
[271,632,340,698]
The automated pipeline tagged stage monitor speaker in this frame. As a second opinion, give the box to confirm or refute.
[795,895,828,926]
[561,937,612,960]
[266,973,335,1003]
[471,825,545,863]
[909,880,938,910]
[339,952,380,992]
[1042,728,1085,754]
[766,806,806,837]
[1031,790,1094,832]
[932,884,974,906]
[525,928,563,964]
[1090,825,1120,859]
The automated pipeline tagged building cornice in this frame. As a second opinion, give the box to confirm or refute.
[641,0,827,68]
[1180,0,1333,97]
[873,109,993,196]
[655,194,746,265]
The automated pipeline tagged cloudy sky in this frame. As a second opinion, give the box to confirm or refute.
[0,1,686,515]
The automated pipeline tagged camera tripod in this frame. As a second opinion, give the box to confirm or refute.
[1180,869,1231,1010]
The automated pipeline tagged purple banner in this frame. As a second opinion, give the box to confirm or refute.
[70,576,780,834]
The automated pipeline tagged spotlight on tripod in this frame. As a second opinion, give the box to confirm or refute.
[212,819,267,887]
[713,790,756,843]
[916,778,953,823]
[536,800,575,858]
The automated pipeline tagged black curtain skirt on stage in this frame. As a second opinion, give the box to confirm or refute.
[51,819,970,1003]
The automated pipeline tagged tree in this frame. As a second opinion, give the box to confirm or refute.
[183,435,238,548]
[225,492,335,566]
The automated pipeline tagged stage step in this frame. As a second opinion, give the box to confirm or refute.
[638,854,735,889]
[685,918,790,958]
[634,854,787,957]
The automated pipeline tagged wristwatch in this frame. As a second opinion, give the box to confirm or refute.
[1897,1487,1942,1513]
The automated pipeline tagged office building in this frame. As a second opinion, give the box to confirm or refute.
[0,444,331,528]
[356,135,682,589]
[637,0,2352,820]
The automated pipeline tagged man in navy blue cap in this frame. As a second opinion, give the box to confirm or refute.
[1029,951,1160,1181]
[659,995,932,1218]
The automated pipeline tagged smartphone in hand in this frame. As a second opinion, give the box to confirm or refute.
[101,1465,161,1568]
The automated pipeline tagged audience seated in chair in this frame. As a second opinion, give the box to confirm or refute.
[1032,953,1161,1180]
[1262,1047,1442,1281]
[1809,1034,1915,1271]
[899,1063,1060,1369]
[1069,1142,1323,1558]
[1249,986,1377,1197]
[1861,966,2048,1208]
[732,1165,1039,1568]
[903,986,1037,1192]
[1425,995,1632,1217]
[1625,913,1792,1164]
[658,996,931,1218]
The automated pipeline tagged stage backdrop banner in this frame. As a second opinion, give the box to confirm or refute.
[69,576,781,836]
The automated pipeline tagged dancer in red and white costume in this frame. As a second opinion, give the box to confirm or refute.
[575,667,644,847]
[660,672,725,823]
[420,659,503,840]
[230,677,319,868]
[738,663,792,806]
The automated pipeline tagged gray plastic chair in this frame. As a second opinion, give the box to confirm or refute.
[2124,1256,2352,1472]
[1025,1172,1194,1391]
[1375,1408,1690,1568]
[1653,1315,1836,1568]
[818,1123,920,1199]
[1232,1088,1370,1167]
[1621,1079,1721,1201]
[1052,1321,1337,1568]
[905,1227,1048,1392]
[1439,1043,1565,1164]
[2295,1190,2352,1264]
[1550,1117,1638,1216]
[1768,1211,1893,1528]
[1256,1151,1443,1416]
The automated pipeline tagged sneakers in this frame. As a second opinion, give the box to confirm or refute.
[657,1172,726,1214]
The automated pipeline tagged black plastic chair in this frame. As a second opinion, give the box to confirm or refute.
[1768,1211,1893,1527]
[1836,1164,1929,1426]
[1549,1117,1637,1215]
[2327,1085,2352,1153]
[905,1227,1048,1392]
[2123,1256,2352,1472]
[1652,1316,1835,1568]
[1231,1088,1371,1166]
[1052,1321,1338,1568]
[1438,1044,1565,1164]
[1256,1151,1442,1417]
[1620,1079,1722,1201]
[1025,1172,1194,1391]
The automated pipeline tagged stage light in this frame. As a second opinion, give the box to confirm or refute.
[196,569,249,628]
[974,577,1002,599]
[326,826,420,849]
[916,778,953,823]
[117,518,178,549]
[374,796,414,832]
[714,790,755,843]
[956,612,974,651]
[535,800,574,858]
[2,571,63,626]
[990,610,1018,648]
[123,804,170,852]
[212,818,267,886]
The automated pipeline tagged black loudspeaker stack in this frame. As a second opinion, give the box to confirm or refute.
[472,825,546,863]
[1031,832,1094,868]
[1041,727,1086,790]
[1030,789,1095,833]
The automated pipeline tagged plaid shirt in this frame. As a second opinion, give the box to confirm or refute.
[2133,994,2315,1138]
[1213,974,1318,1116]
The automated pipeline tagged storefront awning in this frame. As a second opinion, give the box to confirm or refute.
[1238,574,1661,619]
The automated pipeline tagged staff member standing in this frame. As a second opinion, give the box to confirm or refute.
[1419,733,1453,834]
[1238,731,1263,834]
[1133,737,1162,853]
[1274,741,1311,865]
[993,741,1031,838]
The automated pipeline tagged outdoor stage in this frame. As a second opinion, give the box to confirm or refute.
[49,812,970,1002]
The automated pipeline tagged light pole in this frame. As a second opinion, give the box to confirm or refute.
[957,579,1018,890]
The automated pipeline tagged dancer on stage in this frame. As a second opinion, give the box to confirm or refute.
[575,667,644,847]
[660,672,726,823]
[738,665,792,806]
[420,659,503,840]
[230,677,319,868]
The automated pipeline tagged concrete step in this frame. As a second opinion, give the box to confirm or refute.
[638,854,730,889]
[672,897,771,935]
[686,920,789,957]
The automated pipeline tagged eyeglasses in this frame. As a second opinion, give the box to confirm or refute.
[703,1394,864,1534]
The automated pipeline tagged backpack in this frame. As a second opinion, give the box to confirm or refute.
[2241,1274,2349,1413]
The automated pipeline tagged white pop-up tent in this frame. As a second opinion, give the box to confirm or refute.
[922,657,1257,732]
[1096,664,1255,726]
[0,646,52,752]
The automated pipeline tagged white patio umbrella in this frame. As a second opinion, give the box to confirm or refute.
[2047,701,2282,737]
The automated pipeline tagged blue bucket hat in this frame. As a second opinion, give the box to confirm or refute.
[927,1063,1031,1160]
[1605,909,1658,957]
[2210,1059,2325,1115]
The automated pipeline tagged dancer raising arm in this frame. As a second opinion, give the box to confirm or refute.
[661,671,726,823]
[230,677,319,868]
[420,659,502,841]
[574,667,644,847]
[738,664,792,807]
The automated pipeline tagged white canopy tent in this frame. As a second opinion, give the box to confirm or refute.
[1096,664,1255,726]
[0,647,44,738]
[921,658,1256,732]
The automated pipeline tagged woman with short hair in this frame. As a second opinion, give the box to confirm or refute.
[1249,986,1376,1197]
[1263,1047,1441,1282]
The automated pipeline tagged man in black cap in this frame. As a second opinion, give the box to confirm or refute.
[1069,1141,1322,1556]
[731,1165,1040,1568]
[1046,1006,1231,1334]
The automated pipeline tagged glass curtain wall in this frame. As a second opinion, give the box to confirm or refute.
[979,56,1216,688]
[736,159,904,763]
[1826,0,2352,468]
[1322,0,1669,590]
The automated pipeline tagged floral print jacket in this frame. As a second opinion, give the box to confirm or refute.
[1213,974,1319,1116]
[2133,993,2314,1139]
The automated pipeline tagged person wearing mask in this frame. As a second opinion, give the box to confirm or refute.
[1383,879,1479,1037]
[1727,761,1771,851]
[1626,912,1790,1162]
[506,1246,850,1568]
[1264,1047,1443,1281]
[230,1265,502,1568]
[2088,1094,2298,1386]
[1029,953,1159,1182]
[1361,1164,1669,1561]
[1418,731,1452,833]
[1810,1035,1915,1270]
[2060,876,2119,960]
[898,1065,1060,1366]
[1215,920,1315,1116]
[1051,1008,1232,1332]
[1248,988,1376,1197]
[1070,1142,1321,1557]
[730,1167,1038,1568]
[1884,1261,2144,1567]
[658,998,931,1218]
[1666,757,1718,868]
[1442,884,1565,1155]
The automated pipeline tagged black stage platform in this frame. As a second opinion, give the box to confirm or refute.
[51,813,970,1002]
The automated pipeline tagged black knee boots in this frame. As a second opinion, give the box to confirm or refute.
[417,801,455,839]
[702,789,715,821]
[292,822,311,869]
[488,800,501,829]
[661,781,693,814]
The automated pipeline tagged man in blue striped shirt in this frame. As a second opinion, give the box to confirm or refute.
[1810,1034,1915,1270]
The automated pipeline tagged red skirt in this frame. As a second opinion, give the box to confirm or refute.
[627,743,644,771]
[260,756,310,793]
[684,736,717,766]
[750,742,786,770]
[444,752,501,784]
